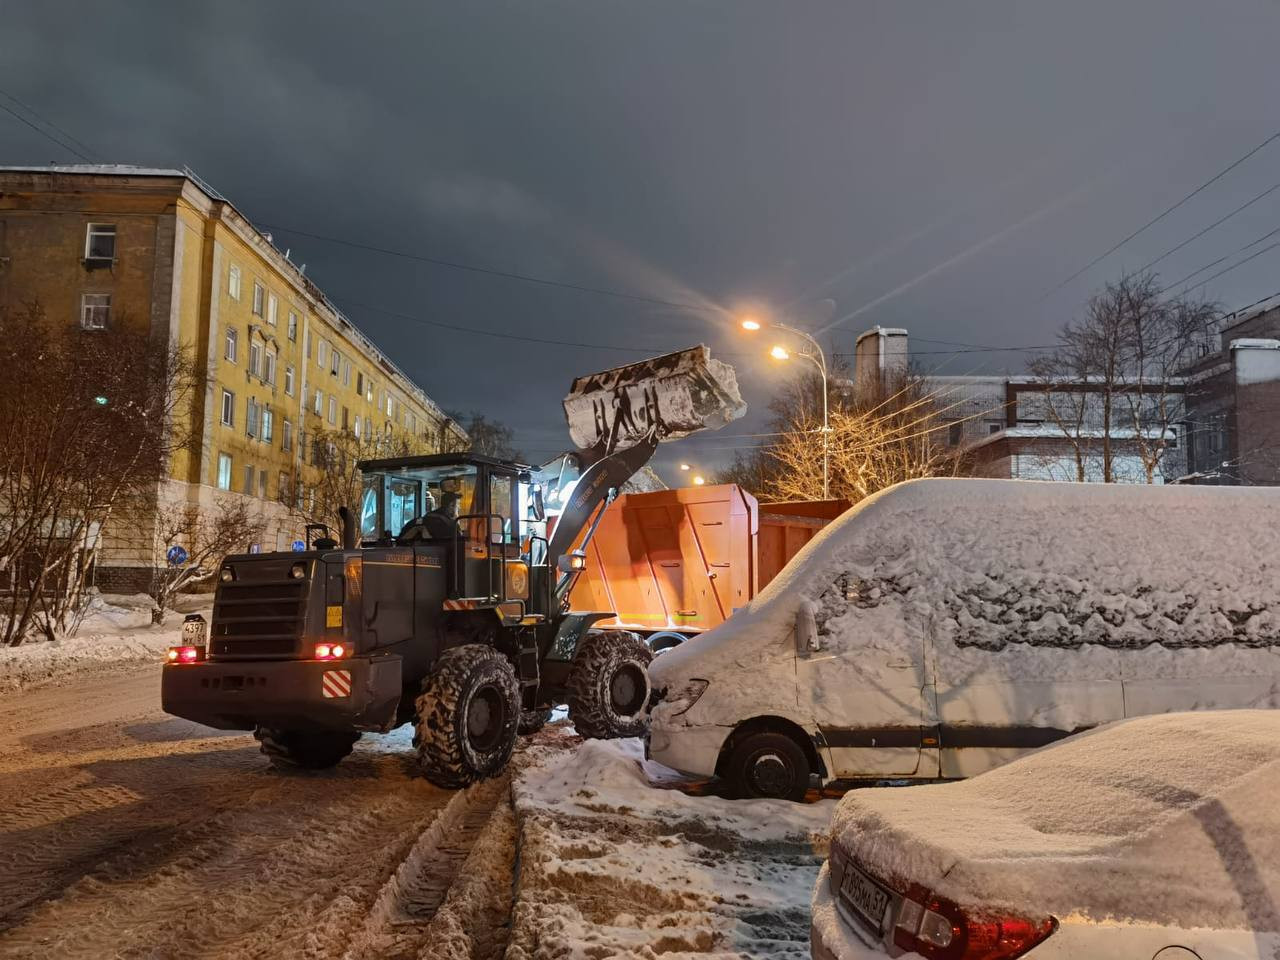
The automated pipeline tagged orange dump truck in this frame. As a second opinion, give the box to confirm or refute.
[568,484,848,651]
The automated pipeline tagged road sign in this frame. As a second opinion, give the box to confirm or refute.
[166,545,188,567]
[292,540,306,552]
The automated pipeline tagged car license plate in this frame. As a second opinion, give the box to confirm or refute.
[839,860,891,937]
[182,618,207,646]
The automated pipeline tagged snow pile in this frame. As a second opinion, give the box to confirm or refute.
[506,728,836,959]
[830,710,1280,930]
[652,479,1280,722]
[0,594,211,694]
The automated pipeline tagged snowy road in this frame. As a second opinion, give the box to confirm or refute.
[0,664,512,960]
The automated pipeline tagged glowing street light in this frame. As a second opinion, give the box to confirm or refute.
[692,475,706,486]
[740,310,831,499]
[679,463,691,471]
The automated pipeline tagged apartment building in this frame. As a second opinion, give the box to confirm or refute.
[0,164,467,590]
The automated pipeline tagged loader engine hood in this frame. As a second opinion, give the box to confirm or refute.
[562,345,745,458]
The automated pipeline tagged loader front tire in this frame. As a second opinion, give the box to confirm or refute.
[566,631,652,740]
[414,644,520,789]
[254,727,360,771]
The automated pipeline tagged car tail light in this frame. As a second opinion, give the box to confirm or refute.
[166,645,204,663]
[891,889,1056,960]
[314,642,350,660]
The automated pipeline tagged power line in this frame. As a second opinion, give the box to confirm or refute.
[1158,225,1280,293]
[0,99,93,162]
[1041,129,1280,299]
[1164,239,1280,297]
[263,223,722,314]
[1138,179,1280,274]
[0,87,99,160]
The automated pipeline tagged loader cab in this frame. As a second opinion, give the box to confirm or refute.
[357,453,549,611]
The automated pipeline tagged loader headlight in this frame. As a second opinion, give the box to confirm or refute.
[290,562,306,579]
[220,566,235,583]
[557,551,587,574]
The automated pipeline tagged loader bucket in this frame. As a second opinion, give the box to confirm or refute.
[563,345,746,456]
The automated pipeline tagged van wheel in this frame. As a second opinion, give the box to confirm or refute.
[414,644,520,789]
[255,727,360,770]
[725,731,810,802]
[567,631,652,739]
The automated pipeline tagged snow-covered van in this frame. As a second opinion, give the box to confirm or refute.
[647,478,1280,800]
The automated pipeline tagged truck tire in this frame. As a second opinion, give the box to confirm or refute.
[724,731,810,802]
[414,644,520,789]
[519,707,553,735]
[566,631,652,740]
[254,727,360,771]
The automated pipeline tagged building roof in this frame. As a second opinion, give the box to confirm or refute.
[0,163,465,442]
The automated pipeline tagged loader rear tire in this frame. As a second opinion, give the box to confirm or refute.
[566,631,652,740]
[414,644,520,789]
[254,727,360,771]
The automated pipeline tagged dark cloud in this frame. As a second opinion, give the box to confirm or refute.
[5,0,1280,478]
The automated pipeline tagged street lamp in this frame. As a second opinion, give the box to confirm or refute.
[679,463,691,471]
[742,314,830,499]
[692,475,706,486]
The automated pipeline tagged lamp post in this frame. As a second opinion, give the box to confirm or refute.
[742,315,830,499]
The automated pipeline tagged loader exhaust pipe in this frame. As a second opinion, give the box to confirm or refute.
[338,505,358,550]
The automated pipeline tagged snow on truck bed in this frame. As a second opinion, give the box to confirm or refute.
[652,479,1280,722]
[831,710,1280,930]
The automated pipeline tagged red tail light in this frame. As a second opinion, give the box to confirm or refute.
[891,889,1056,960]
[166,645,204,663]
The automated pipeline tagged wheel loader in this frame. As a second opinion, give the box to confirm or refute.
[161,346,744,787]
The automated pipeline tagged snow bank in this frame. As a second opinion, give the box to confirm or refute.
[652,479,1280,721]
[506,728,836,959]
[831,710,1280,930]
[0,594,211,694]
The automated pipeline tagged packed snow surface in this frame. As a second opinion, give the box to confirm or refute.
[508,728,836,959]
[651,479,1280,726]
[0,593,211,694]
[831,710,1280,930]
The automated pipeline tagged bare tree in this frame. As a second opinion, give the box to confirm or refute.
[1029,274,1215,483]
[0,303,195,644]
[295,427,433,535]
[149,496,266,624]
[445,410,522,460]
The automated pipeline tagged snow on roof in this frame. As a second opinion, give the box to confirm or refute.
[0,163,188,178]
[652,478,1280,730]
[832,710,1280,929]
[1230,338,1280,351]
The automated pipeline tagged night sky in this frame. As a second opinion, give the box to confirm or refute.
[5,1,1280,479]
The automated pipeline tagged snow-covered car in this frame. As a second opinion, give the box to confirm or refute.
[811,710,1280,960]
[647,478,1280,800]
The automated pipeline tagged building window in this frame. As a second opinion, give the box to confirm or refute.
[356,371,364,397]
[364,416,372,438]
[330,349,340,376]
[249,340,262,378]
[80,293,110,330]
[243,463,255,495]
[267,293,278,326]
[284,363,295,396]
[228,263,241,300]
[246,397,260,438]
[84,223,116,261]
[221,388,235,427]
[264,348,277,386]
[224,326,238,362]
[252,281,264,317]
[262,408,274,443]
[327,396,337,425]
[217,452,232,490]
[386,394,395,417]
[354,416,362,439]
[318,339,328,370]
[342,406,350,431]
[342,359,351,387]
[366,381,374,404]
[986,420,1003,435]
[313,389,323,416]
[282,419,293,453]
[259,469,268,498]
[278,472,290,504]
[948,421,963,447]
[305,330,313,358]
[288,311,298,341]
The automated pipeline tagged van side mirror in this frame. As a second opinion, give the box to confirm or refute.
[795,600,820,653]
